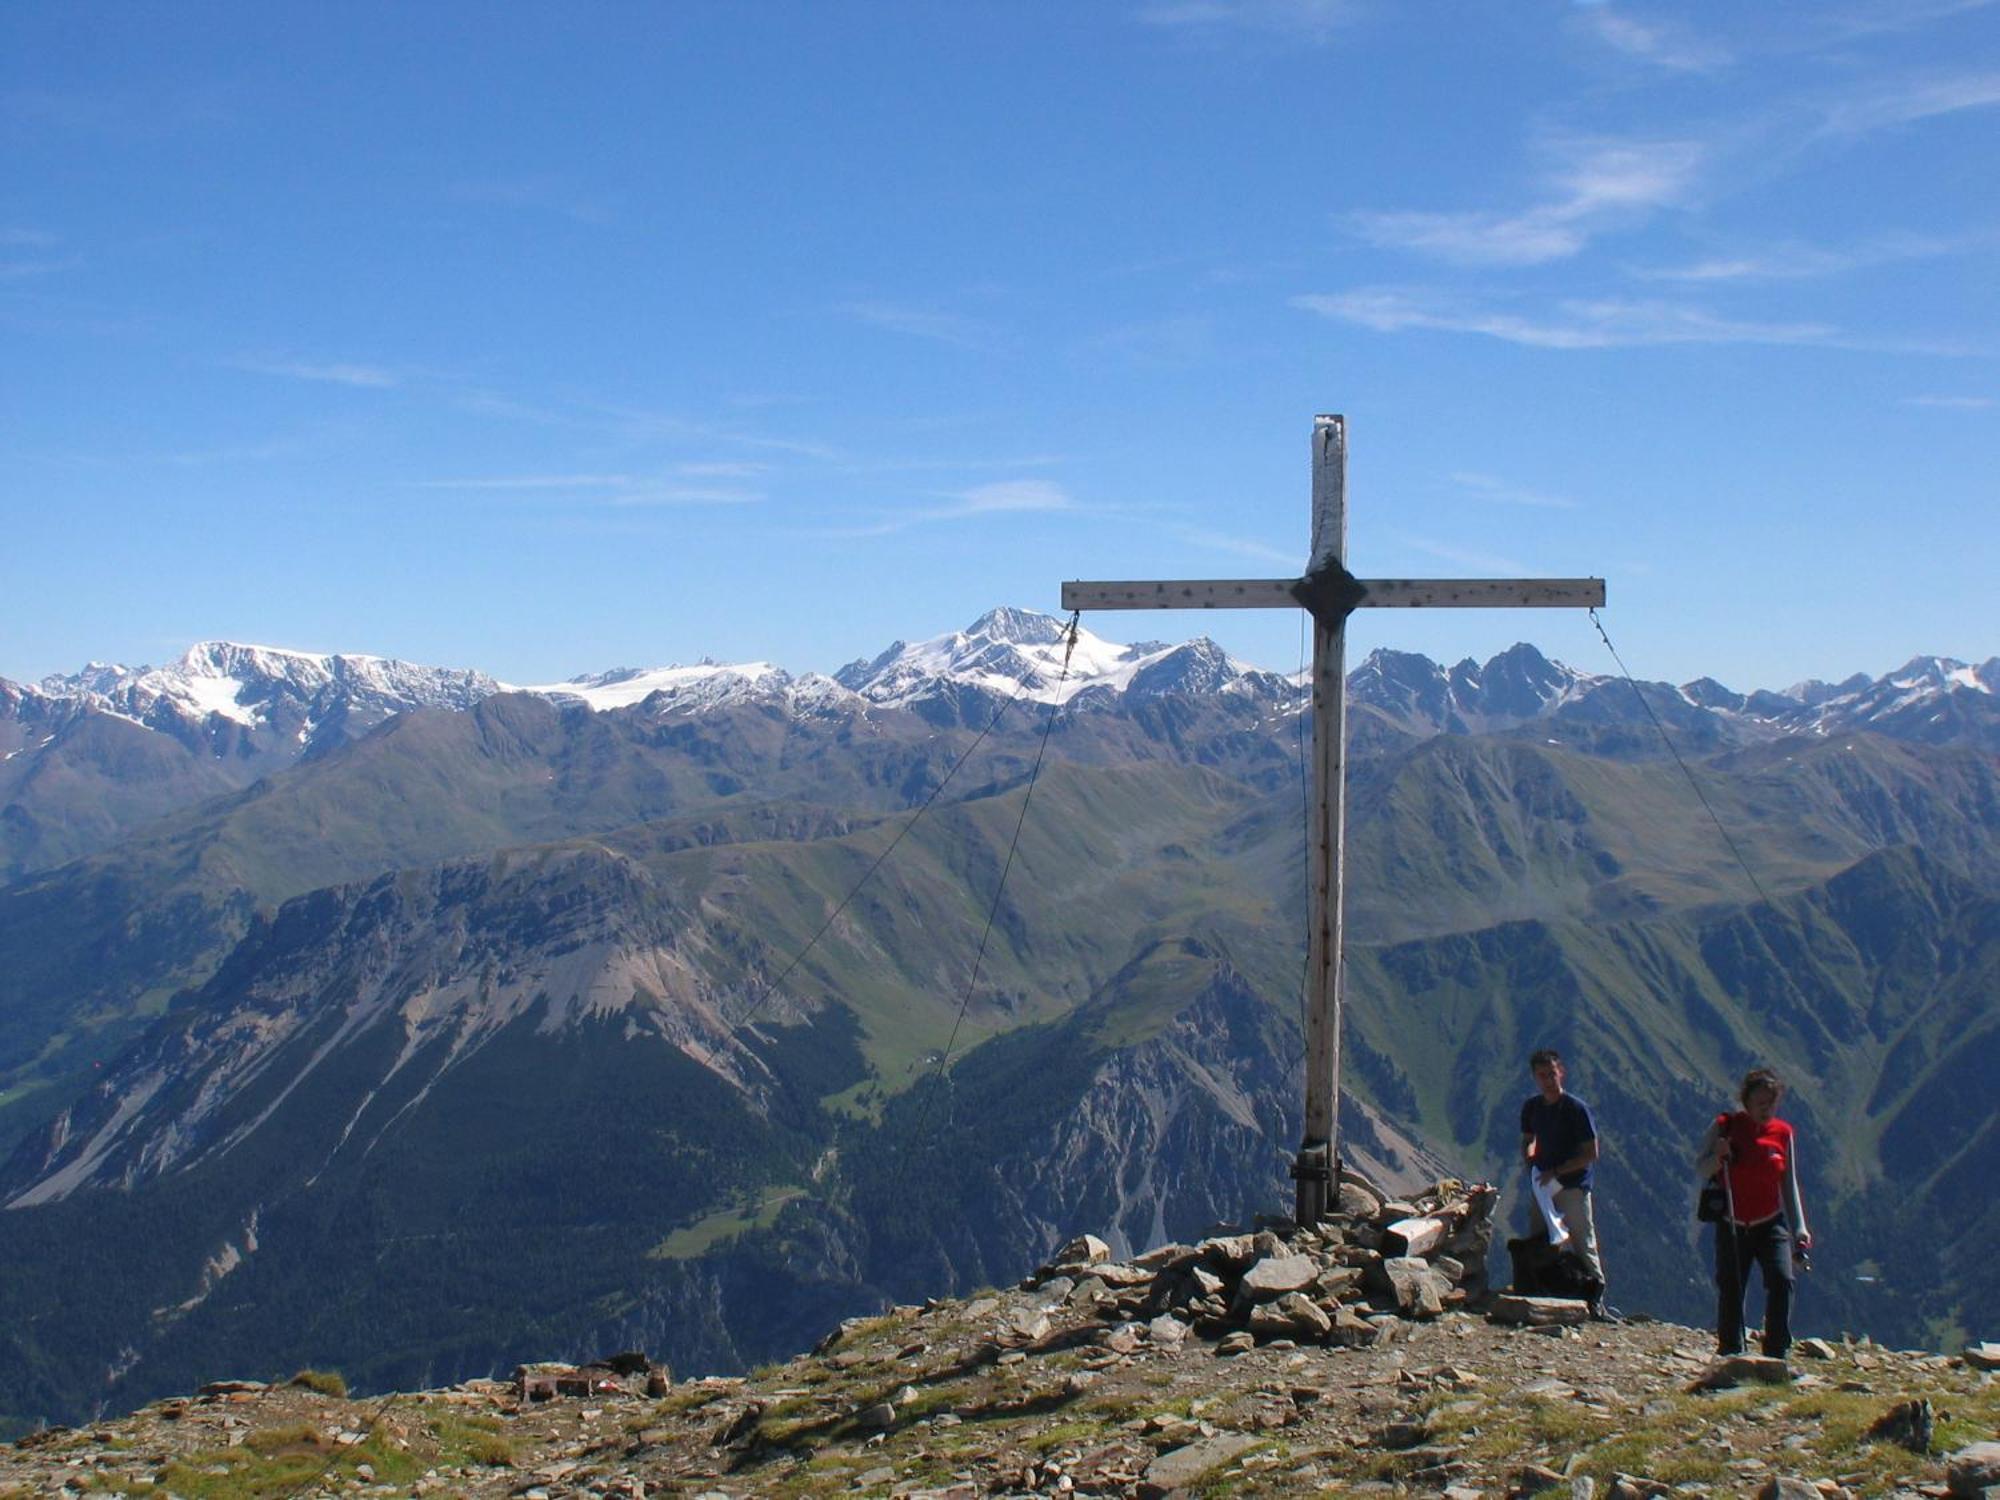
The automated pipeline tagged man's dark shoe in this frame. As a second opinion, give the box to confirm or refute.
[1587,1303,1623,1324]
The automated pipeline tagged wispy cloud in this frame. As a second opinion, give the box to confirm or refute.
[835,451,1067,476]
[1136,0,1357,43]
[1816,0,2000,42]
[1078,314,1218,368]
[1392,533,1532,576]
[1451,471,1579,509]
[1900,393,1993,409]
[1171,525,1299,567]
[1633,230,1977,281]
[414,472,763,505]
[837,299,1007,352]
[829,479,1077,537]
[954,480,1073,514]
[1819,70,2000,135]
[608,487,762,507]
[0,254,80,280]
[1346,137,1704,266]
[1296,288,1838,349]
[1,228,60,248]
[676,460,774,478]
[232,356,402,388]
[1578,9,1733,72]
[417,474,633,490]
[451,175,613,225]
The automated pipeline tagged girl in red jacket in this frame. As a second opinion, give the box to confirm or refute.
[1695,1068,1815,1358]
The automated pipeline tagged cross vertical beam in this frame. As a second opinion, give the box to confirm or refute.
[1295,415,1346,1225]
[1059,414,1604,1227]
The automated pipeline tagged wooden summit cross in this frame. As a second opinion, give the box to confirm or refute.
[1061,414,1605,1226]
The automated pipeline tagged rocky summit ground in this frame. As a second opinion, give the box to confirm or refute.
[5,1297,1997,1499]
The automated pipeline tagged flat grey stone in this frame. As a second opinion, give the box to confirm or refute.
[1489,1294,1589,1326]
[1385,1216,1445,1257]
[1141,1433,1259,1496]
[1240,1253,1318,1299]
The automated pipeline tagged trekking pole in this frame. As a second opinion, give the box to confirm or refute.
[1719,1128,1746,1349]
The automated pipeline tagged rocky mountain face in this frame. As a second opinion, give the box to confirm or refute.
[0,610,1994,1430]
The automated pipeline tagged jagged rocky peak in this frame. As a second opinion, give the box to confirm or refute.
[1679,677,1744,712]
[1885,654,1999,693]
[1349,643,1587,730]
[1128,637,1237,697]
[1472,642,1571,716]
[1783,671,1874,707]
[965,605,1072,646]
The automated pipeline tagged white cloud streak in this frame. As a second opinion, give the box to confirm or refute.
[954,480,1073,514]
[1171,525,1300,567]
[1579,10,1734,72]
[1819,70,2000,135]
[1392,533,1533,576]
[414,472,764,506]
[1632,230,1978,282]
[1346,138,1704,266]
[1135,0,1356,42]
[828,479,1077,537]
[418,474,633,490]
[1296,288,1837,349]
[837,300,1007,351]
[451,176,613,225]
[1899,394,1994,408]
[0,255,80,279]
[1451,472,1579,510]
[608,488,762,507]
[233,357,401,388]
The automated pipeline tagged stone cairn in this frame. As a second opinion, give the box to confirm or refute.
[1015,1169,1511,1354]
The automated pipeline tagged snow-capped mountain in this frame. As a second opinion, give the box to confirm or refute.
[518,661,859,717]
[833,605,1295,708]
[1346,641,1999,750]
[37,641,502,754]
[8,616,1995,795]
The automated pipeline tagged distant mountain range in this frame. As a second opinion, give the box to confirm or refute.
[6,611,1993,883]
[0,610,1994,1430]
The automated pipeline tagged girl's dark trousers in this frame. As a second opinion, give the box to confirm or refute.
[1716,1215,1795,1357]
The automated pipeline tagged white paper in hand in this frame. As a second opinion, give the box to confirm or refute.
[1533,1172,1570,1248]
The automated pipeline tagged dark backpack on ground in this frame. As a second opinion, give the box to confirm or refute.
[1506,1232,1605,1302]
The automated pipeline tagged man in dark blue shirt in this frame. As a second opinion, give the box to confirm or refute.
[1520,1047,1611,1318]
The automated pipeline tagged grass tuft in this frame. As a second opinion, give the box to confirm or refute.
[286,1368,348,1399]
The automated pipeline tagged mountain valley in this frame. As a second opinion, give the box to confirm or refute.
[0,611,1994,1430]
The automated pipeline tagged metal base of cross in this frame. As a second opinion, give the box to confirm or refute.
[1290,1140,1335,1226]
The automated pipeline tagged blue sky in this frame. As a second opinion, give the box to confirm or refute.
[3,0,1994,693]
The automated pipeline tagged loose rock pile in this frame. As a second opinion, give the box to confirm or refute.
[1019,1169,1500,1351]
[515,1352,671,1403]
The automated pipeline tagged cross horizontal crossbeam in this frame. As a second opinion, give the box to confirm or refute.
[1060,577,1605,612]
